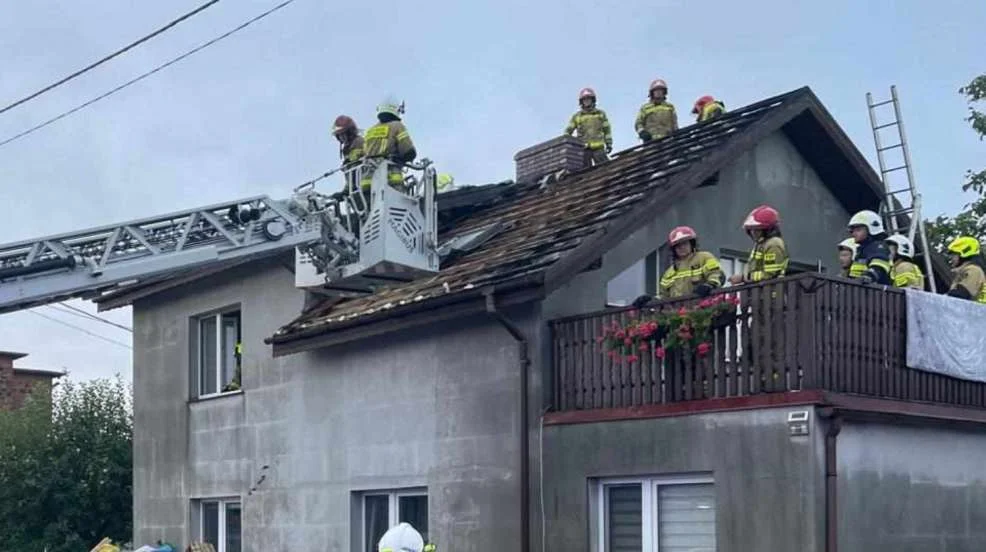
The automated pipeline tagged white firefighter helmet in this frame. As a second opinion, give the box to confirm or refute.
[847,209,884,236]
[885,234,914,258]
[838,238,858,256]
[378,522,424,552]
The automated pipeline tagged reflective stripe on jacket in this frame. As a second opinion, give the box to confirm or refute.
[849,237,892,285]
[746,236,788,282]
[890,260,924,289]
[565,108,612,150]
[361,121,415,190]
[635,101,678,139]
[659,251,723,298]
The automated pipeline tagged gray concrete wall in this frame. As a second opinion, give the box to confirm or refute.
[131,258,305,546]
[837,421,986,552]
[133,258,544,552]
[544,129,853,317]
[540,406,827,552]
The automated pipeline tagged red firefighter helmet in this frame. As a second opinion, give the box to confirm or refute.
[332,115,356,136]
[743,205,780,230]
[668,225,697,246]
[692,95,715,114]
[579,87,596,100]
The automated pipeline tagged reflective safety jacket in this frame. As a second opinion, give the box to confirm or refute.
[659,251,724,298]
[361,121,416,190]
[341,134,365,166]
[848,236,892,285]
[745,236,788,282]
[635,101,678,140]
[949,260,986,303]
[565,108,612,150]
[698,100,726,122]
[890,259,924,290]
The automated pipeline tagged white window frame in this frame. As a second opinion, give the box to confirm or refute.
[596,474,715,552]
[198,497,241,552]
[360,488,428,551]
[193,308,241,399]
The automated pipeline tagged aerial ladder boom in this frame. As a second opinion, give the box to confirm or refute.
[0,159,440,314]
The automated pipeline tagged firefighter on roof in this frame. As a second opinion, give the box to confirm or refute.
[729,205,788,285]
[635,78,678,142]
[946,236,986,303]
[361,102,417,193]
[565,87,612,167]
[332,115,365,166]
[884,234,925,289]
[837,238,857,278]
[692,95,726,123]
[846,210,892,285]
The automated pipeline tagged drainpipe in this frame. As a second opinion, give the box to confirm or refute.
[484,292,531,552]
[824,415,842,552]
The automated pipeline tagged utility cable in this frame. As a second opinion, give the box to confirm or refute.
[0,0,221,116]
[28,309,132,350]
[0,0,299,149]
[46,303,133,333]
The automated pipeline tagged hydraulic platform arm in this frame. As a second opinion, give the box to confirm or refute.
[0,195,323,314]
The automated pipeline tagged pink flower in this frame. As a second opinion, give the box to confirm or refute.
[677,307,688,316]
[655,346,666,359]
[615,329,625,339]
[639,342,650,352]
[596,335,605,344]
[697,342,712,357]
[627,354,639,363]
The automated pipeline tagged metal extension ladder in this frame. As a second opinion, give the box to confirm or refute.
[865,85,937,292]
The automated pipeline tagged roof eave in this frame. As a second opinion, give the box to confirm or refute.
[268,273,545,356]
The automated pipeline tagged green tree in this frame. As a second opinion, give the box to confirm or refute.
[0,376,133,552]
[926,74,986,251]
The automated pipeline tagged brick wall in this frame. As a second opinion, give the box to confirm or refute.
[0,352,58,411]
[514,135,586,183]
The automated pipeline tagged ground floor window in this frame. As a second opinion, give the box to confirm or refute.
[198,498,241,552]
[597,475,716,552]
[360,488,428,552]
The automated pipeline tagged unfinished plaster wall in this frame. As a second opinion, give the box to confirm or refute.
[837,421,986,551]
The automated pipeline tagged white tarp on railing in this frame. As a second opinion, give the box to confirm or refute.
[905,288,986,383]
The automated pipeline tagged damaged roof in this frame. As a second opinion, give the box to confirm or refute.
[269,86,888,354]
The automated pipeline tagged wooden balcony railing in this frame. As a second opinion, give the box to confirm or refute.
[549,273,986,412]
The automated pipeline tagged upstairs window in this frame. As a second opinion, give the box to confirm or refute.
[192,308,241,398]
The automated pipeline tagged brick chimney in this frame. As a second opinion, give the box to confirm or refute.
[0,350,26,410]
[514,135,586,183]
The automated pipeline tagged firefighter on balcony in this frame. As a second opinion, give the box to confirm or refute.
[846,210,892,285]
[837,238,857,278]
[635,79,678,142]
[654,226,723,300]
[361,102,417,194]
[884,234,925,290]
[692,95,726,123]
[565,87,612,167]
[729,205,788,285]
[945,236,986,303]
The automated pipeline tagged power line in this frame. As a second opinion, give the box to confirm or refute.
[0,0,221,117]
[28,309,132,350]
[0,0,299,149]
[46,303,133,333]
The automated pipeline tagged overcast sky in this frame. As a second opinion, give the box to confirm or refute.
[0,0,983,382]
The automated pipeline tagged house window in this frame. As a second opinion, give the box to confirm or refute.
[360,489,429,552]
[199,498,242,552]
[597,476,716,552]
[192,309,242,398]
